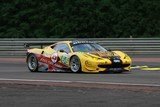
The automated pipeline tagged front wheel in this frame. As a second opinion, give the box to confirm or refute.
[70,56,81,73]
[27,54,38,72]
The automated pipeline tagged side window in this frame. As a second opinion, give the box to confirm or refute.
[53,43,71,53]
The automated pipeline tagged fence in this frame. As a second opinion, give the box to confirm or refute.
[0,38,160,57]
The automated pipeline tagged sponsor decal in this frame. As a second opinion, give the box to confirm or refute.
[51,53,58,64]
[72,41,96,45]
[113,59,120,63]
[39,57,53,65]
[39,57,57,71]
[38,54,69,72]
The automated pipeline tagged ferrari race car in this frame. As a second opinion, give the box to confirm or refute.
[26,41,132,73]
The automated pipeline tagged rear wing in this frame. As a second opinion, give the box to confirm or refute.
[24,42,55,49]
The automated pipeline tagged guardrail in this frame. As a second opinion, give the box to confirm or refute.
[0,38,160,57]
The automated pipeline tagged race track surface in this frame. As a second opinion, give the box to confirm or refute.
[0,57,160,86]
[0,57,160,107]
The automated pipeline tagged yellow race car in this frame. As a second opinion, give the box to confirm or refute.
[26,41,132,73]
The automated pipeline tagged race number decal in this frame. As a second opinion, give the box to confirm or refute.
[51,53,58,64]
[61,54,69,65]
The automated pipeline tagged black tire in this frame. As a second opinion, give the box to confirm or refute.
[70,56,81,73]
[113,70,123,73]
[27,54,38,72]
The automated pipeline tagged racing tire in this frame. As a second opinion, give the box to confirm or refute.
[70,56,81,73]
[113,70,123,74]
[27,54,38,72]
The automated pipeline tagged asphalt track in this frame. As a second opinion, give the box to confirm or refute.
[0,57,160,85]
[0,57,160,107]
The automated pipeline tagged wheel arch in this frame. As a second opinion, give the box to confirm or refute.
[26,53,37,62]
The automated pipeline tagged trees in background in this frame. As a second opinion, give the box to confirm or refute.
[0,0,160,38]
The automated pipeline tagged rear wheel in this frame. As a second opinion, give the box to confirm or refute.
[70,56,81,73]
[27,54,38,72]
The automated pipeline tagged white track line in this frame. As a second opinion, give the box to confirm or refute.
[0,78,160,87]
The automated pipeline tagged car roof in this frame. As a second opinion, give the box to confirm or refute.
[54,40,96,45]
[55,41,72,44]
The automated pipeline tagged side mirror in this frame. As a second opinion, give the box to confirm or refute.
[108,48,112,51]
[59,49,65,53]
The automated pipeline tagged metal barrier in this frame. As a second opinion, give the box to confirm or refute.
[0,38,160,57]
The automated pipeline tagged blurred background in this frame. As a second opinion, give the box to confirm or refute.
[0,0,160,38]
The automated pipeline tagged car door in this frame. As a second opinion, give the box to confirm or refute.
[52,43,71,67]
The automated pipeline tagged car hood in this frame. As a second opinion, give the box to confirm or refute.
[86,51,119,59]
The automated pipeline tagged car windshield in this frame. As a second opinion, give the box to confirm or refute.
[72,43,107,52]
